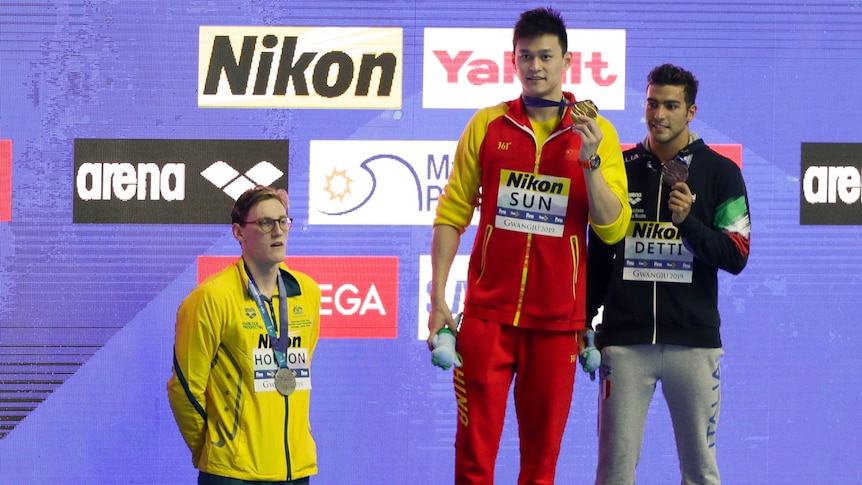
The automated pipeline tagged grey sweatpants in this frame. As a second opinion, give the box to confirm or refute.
[595,344,724,485]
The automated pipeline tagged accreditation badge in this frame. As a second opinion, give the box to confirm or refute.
[495,169,570,237]
[253,347,312,393]
[622,220,694,283]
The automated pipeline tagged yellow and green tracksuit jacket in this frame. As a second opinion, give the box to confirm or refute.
[167,258,321,481]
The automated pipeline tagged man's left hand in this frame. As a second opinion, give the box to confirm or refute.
[669,182,693,225]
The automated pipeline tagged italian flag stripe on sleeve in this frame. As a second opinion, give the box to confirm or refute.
[715,196,751,257]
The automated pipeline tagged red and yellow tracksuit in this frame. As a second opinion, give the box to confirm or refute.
[435,93,629,484]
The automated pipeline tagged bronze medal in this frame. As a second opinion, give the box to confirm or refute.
[662,158,689,186]
[274,367,297,396]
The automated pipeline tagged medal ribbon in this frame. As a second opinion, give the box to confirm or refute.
[245,263,290,369]
[521,94,578,108]
[643,138,695,172]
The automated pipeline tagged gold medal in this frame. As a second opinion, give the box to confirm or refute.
[570,100,598,124]
[274,367,296,396]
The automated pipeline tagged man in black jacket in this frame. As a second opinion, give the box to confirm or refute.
[587,63,751,485]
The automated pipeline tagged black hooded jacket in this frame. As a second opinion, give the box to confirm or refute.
[586,138,751,349]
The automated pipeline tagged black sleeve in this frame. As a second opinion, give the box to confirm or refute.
[586,225,617,328]
[676,162,751,275]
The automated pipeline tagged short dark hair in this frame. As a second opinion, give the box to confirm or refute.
[647,63,699,107]
[513,7,567,53]
[231,186,289,225]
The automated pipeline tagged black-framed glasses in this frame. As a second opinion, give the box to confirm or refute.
[243,217,293,232]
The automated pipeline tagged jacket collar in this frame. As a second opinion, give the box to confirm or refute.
[278,267,302,297]
[238,258,303,297]
[626,135,707,170]
[508,91,578,128]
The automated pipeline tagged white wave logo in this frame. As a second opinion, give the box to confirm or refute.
[309,140,461,225]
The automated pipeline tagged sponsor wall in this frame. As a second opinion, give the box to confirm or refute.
[1,1,861,484]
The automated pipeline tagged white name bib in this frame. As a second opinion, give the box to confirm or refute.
[622,220,693,283]
[495,169,570,237]
[252,347,312,393]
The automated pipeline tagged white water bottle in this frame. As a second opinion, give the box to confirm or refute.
[432,328,462,370]
[579,330,601,380]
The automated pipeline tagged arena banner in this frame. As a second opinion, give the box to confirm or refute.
[73,139,288,223]
[800,142,862,225]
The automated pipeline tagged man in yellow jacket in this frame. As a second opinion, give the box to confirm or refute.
[168,186,321,484]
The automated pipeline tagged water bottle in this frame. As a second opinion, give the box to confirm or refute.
[579,330,601,380]
[432,328,462,370]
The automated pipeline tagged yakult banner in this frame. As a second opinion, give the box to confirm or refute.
[309,139,474,225]
[199,26,403,109]
[198,256,399,339]
[423,28,626,110]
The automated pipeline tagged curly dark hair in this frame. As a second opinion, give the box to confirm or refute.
[647,63,699,107]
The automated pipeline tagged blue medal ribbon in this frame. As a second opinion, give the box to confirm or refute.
[521,94,577,108]
[244,262,290,370]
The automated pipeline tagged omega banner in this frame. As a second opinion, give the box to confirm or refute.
[197,255,399,339]
[73,139,289,224]
[800,142,862,225]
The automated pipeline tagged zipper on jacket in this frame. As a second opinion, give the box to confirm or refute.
[651,179,666,344]
[513,233,533,326]
[274,298,293,481]
[512,145,546,326]
[504,113,568,326]
[284,395,292,480]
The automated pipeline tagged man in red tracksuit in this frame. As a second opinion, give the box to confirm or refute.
[426,7,630,484]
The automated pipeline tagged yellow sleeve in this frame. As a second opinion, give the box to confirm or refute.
[166,285,221,465]
[434,105,505,232]
[590,115,632,244]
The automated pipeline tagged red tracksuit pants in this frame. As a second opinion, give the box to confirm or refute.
[453,316,579,485]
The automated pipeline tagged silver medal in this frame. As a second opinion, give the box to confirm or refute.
[274,367,297,396]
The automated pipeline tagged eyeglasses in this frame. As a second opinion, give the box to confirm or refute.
[243,217,293,232]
